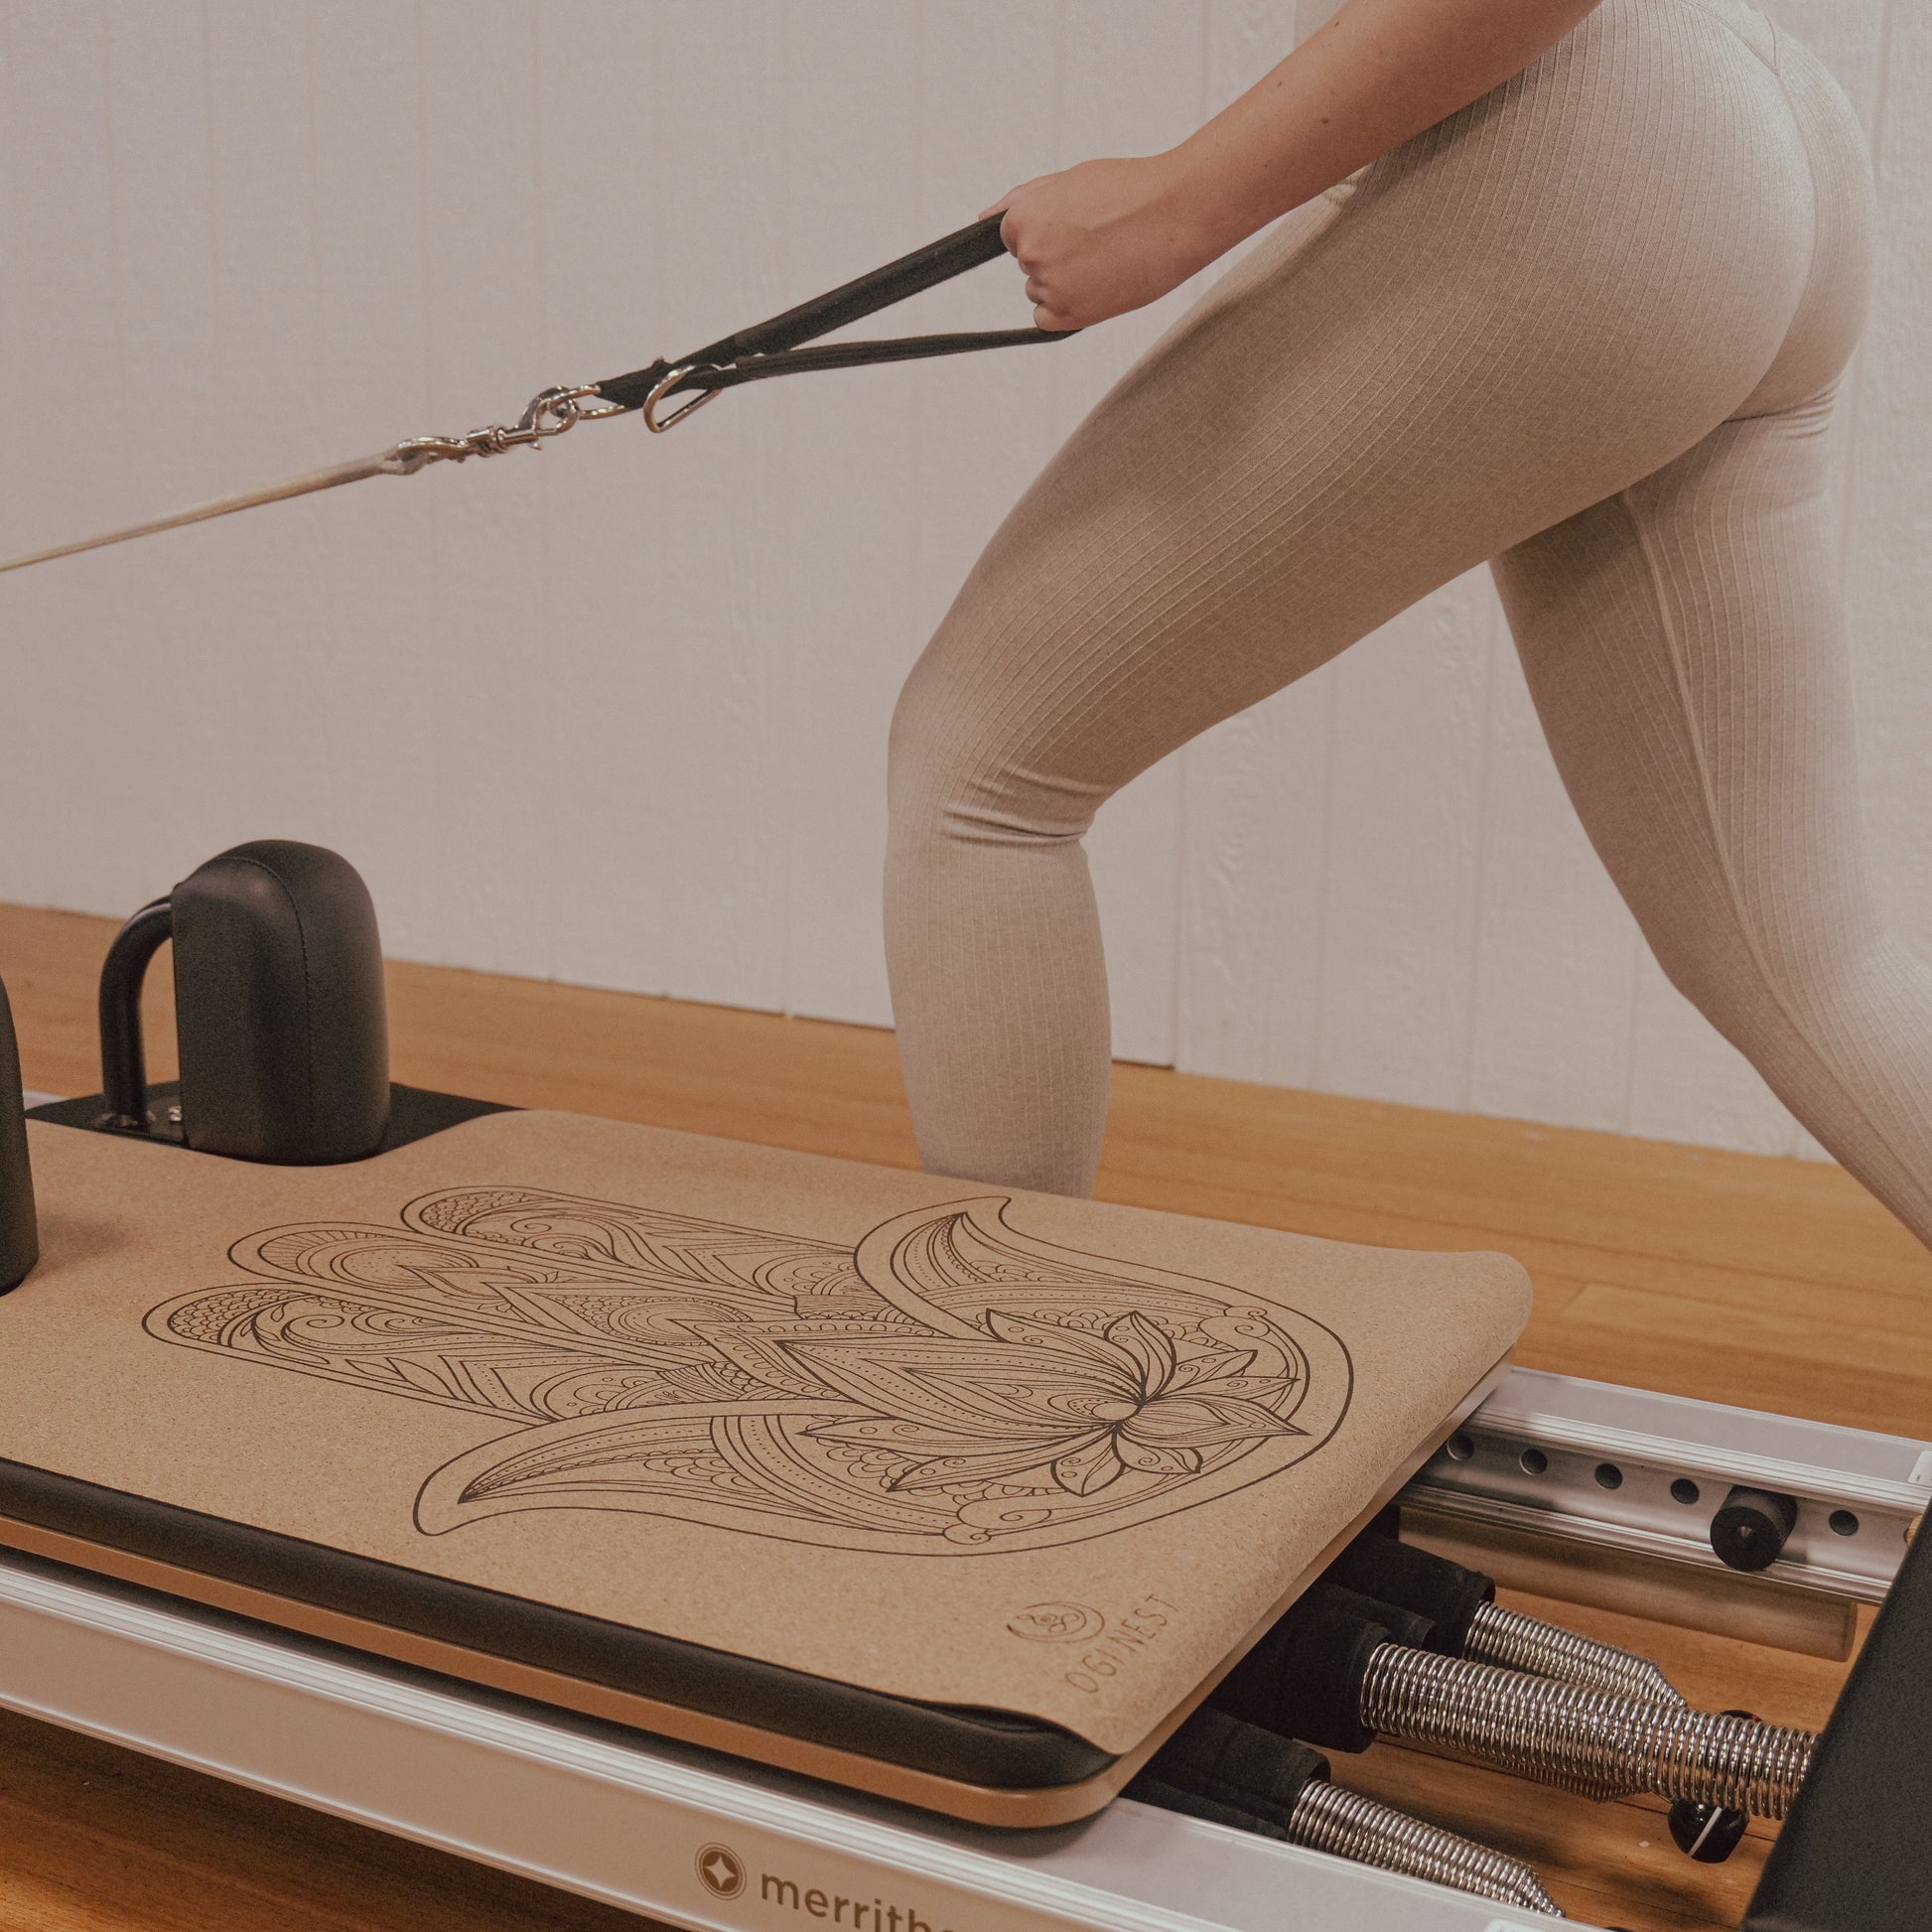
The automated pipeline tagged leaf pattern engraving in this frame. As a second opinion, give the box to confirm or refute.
[146,1189,1352,1553]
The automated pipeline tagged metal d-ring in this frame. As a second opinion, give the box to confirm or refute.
[641,363,724,434]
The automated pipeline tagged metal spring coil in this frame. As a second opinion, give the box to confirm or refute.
[1464,1600,1687,1707]
[1288,1779,1564,1916]
[1360,1644,1815,1816]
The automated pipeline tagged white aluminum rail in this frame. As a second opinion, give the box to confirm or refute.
[1406,1367,1931,1603]
[0,1547,1569,1932]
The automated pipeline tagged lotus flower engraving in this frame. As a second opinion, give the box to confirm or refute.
[146,1187,1351,1554]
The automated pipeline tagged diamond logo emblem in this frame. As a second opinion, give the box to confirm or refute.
[696,1843,747,1899]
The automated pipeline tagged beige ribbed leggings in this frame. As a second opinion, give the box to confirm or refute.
[886,0,1932,1247]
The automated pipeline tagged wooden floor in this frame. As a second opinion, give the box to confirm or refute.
[2,901,1927,1932]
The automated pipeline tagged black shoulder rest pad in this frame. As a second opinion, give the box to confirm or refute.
[173,839,389,1164]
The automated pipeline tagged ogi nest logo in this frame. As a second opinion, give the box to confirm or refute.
[1005,1601,1105,1642]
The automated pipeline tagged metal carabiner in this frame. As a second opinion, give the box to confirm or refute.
[391,383,626,467]
[516,383,625,443]
[641,364,724,434]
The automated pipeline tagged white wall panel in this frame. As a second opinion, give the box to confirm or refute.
[0,0,1922,1177]
[777,4,926,1029]
[1307,575,1499,1109]
[1461,621,1644,1134]
[303,0,447,963]
[1845,0,1932,975]
[531,0,676,999]
[0,5,145,912]
[617,1,796,1014]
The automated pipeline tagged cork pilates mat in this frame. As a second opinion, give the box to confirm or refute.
[0,1109,1528,1806]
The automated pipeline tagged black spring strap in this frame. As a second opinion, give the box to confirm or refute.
[592,212,1070,427]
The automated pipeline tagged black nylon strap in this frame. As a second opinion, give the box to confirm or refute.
[592,213,1072,415]
[701,212,1016,362]
[661,327,1060,398]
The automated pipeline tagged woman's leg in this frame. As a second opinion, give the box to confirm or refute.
[888,0,1827,1195]
[1495,397,1932,1246]
[1490,26,1932,1246]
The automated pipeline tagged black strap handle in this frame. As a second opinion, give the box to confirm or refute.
[592,213,1070,416]
[701,213,1014,363]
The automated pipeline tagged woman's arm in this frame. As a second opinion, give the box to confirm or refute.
[989,0,1602,330]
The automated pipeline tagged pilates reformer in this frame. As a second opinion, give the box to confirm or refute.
[0,843,1926,1932]
[0,224,1926,1932]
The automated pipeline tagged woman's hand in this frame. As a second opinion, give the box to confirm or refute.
[983,154,1229,333]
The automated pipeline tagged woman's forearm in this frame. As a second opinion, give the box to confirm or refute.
[1173,0,1606,254]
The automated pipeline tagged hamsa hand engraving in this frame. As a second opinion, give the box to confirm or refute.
[146,1187,1351,1553]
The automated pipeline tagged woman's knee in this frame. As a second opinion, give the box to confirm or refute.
[887,647,1107,855]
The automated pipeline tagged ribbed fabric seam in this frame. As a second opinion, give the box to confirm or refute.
[1611,482,1932,1225]
[1675,0,1779,76]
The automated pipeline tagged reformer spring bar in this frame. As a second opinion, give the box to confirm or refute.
[0,214,1066,576]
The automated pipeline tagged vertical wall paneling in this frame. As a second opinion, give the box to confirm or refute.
[1844,0,1932,967]
[533,1,678,1002]
[0,2,1921,1173]
[1461,620,1646,1133]
[406,0,557,980]
[779,4,927,1029]
[200,1,332,834]
[635,2,794,1016]
[1174,667,1342,1092]
[0,5,143,912]
[303,0,442,955]
[1311,574,1502,1110]
[98,5,230,906]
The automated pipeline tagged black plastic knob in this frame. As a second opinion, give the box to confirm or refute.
[1710,1487,1799,1573]
[1669,1798,1750,1862]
